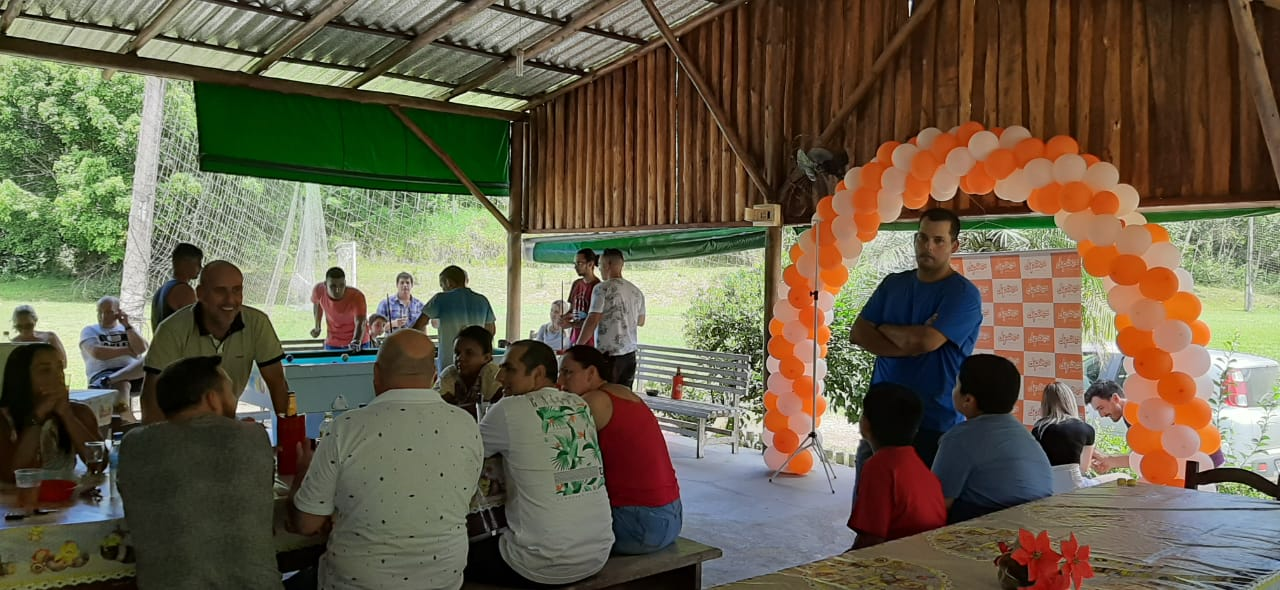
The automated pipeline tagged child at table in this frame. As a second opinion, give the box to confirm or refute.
[437,325,502,420]
[847,382,948,550]
[932,354,1053,524]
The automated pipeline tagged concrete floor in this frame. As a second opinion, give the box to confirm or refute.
[664,434,856,588]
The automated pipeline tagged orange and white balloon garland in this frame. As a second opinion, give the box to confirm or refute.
[763,122,1220,485]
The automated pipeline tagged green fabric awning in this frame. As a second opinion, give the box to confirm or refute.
[194,83,511,195]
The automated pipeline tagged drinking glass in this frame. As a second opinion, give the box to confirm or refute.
[14,468,42,511]
[85,441,107,474]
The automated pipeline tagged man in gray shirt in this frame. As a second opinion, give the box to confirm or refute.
[118,355,281,589]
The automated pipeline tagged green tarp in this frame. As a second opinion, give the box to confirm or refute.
[194,83,511,195]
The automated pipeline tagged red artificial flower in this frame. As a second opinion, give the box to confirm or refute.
[1028,571,1071,590]
[1012,529,1062,582]
[1059,533,1095,590]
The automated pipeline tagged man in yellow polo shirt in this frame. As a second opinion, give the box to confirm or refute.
[141,261,291,424]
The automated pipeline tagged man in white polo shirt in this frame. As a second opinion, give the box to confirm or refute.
[141,261,290,423]
[289,329,482,590]
[467,340,613,586]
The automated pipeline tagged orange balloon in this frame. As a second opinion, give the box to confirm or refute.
[1127,422,1163,455]
[1083,245,1119,277]
[1013,137,1046,165]
[764,392,780,412]
[1077,239,1096,256]
[854,211,882,233]
[1123,400,1143,430]
[876,141,900,166]
[1110,254,1148,286]
[1060,181,1094,213]
[784,449,815,474]
[1141,450,1180,482]
[815,395,828,417]
[1174,397,1213,430]
[792,376,814,399]
[1081,153,1101,166]
[772,429,801,453]
[854,187,879,212]
[779,356,805,380]
[768,318,785,337]
[787,288,811,310]
[956,121,984,145]
[817,196,837,221]
[818,245,842,270]
[1045,135,1081,159]
[1189,320,1211,346]
[1030,183,1063,214]
[958,174,976,196]
[929,133,959,160]
[1164,292,1203,322]
[991,126,1005,137]
[797,305,818,329]
[764,409,791,434]
[1091,191,1121,215]
[768,335,794,359]
[1139,267,1180,301]
[1147,223,1171,243]
[789,243,805,264]
[1134,348,1174,380]
[1198,426,1222,455]
[910,151,941,180]
[984,149,1018,180]
[817,220,837,246]
[821,264,849,288]
[1116,327,1155,357]
[1115,314,1133,331]
[816,325,832,346]
[860,162,886,188]
[784,264,811,290]
[904,175,932,208]
[1158,372,1197,405]
[835,180,847,193]
[965,163,996,195]
[857,227,879,243]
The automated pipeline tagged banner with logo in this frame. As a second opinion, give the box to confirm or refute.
[951,249,1084,425]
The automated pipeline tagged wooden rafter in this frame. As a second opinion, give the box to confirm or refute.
[346,0,502,89]
[445,0,631,101]
[639,0,771,200]
[523,0,750,111]
[247,0,359,75]
[1229,0,1280,189]
[122,0,195,55]
[0,34,523,121]
[1,0,26,35]
[389,105,515,233]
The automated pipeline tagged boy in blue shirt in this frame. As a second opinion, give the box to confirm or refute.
[933,354,1053,523]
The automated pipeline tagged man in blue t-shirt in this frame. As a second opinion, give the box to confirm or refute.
[412,265,497,372]
[851,208,982,486]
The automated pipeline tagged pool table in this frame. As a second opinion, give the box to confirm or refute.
[282,349,380,414]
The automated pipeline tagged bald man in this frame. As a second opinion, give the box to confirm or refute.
[142,261,290,424]
[289,330,482,590]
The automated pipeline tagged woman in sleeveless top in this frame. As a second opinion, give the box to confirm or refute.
[559,345,682,555]
[1032,382,1096,492]
[10,306,66,366]
[0,343,101,481]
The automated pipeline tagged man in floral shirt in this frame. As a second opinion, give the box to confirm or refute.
[577,249,646,388]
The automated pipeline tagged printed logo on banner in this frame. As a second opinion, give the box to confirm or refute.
[1024,377,1056,401]
[976,326,995,351]
[994,279,1024,303]
[992,255,1021,279]
[1023,278,1054,303]
[995,303,1023,327]
[1055,329,1083,353]
[981,302,995,326]
[1052,252,1082,277]
[971,279,993,300]
[1024,353,1056,379]
[995,327,1024,351]
[1057,355,1084,380]
[1002,350,1025,374]
[1022,400,1043,426]
[1054,279,1082,303]
[1023,303,1054,328]
[1022,255,1052,279]
[1025,328,1055,353]
[963,257,992,279]
[1055,304,1083,328]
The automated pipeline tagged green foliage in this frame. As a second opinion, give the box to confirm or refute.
[0,179,61,273]
[52,152,131,263]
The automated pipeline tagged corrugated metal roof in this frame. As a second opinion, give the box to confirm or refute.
[0,0,726,112]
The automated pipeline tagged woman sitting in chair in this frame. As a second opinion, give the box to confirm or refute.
[0,343,101,481]
[10,305,66,365]
[559,345,682,555]
[1032,382,1096,493]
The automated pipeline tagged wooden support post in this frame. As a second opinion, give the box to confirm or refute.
[389,105,515,233]
[763,226,783,386]
[639,0,772,201]
[1228,0,1280,190]
[507,123,526,343]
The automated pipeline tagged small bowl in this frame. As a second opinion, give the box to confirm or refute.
[37,479,76,503]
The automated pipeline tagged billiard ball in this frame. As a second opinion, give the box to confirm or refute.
[341,353,349,362]
[285,354,294,363]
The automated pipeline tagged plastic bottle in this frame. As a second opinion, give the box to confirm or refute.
[108,432,123,495]
[672,367,685,400]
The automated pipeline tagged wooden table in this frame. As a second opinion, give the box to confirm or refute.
[715,482,1280,589]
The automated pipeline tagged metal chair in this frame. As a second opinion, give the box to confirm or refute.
[1184,460,1280,499]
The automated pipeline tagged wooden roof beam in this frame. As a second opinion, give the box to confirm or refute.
[247,0,359,75]
[445,0,631,101]
[122,0,196,55]
[346,0,502,89]
[1,0,26,35]
[639,0,770,200]
[1230,0,1280,189]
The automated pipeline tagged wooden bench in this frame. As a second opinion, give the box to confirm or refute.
[635,344,750,459]
[463,537,721,590]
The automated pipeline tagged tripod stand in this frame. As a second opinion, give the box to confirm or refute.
[769,226,838,494]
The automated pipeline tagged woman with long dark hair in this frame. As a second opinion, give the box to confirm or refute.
[558,345,681,555]
[0,342,101,481]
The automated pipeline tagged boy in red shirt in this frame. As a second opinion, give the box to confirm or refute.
[847,383,948,550]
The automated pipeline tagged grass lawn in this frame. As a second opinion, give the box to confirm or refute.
[1196,285,1280,360]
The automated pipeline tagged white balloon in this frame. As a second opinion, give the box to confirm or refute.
[844,166,862,190]
[817,291,836,312]
[1145,242,1182,269]
[891,143,921,171]
[763,447,793,471]
[788,411,813,433]
[931,169,959,201]
[881,166,907,193]
[777,392,803,416]
[1052,154,1088,183]
[998,125,1032,149]
[783,321,810,345]
[1113,183,1141,214]
[1063,212,1096,242]
[836,235,864,261]
[806,358,829,380]
[994,170,1032,202]
[1130,298,1168,331]
[1188,451,1214,474]
[766,356,780,373]
[1083,162,1121,191]
[1087,215,1124,246]
[1108,284,1144,314]
[791,339,816,364]
[1121,212,1147,226]
[767,372,792,395]
[1023,158,1055,188]
[1175,268,1195,291]
[1153,320,1193,353]
[1101,276,1118,291]
[824,309,835,325]
[831,212,857,238]
[798,229,817,253]
[1123,356,1136,376]
[761,428,775,449]
[1116,225,1154,255]
[878,192,904,222]
[833,189,856,217]
[1124,376,1159,403]
[944,148,977,176]
[1173,345,1211,378]
[795,252,819,278]
[1129,452,1145,474]
[1162,425,1201,459]
[773,300,799,322]
[1138,397,1176,431]
[968,131,1000,160]
[1053,209,1071,231]
[916,127,942,149]
[1195,373,1215,399]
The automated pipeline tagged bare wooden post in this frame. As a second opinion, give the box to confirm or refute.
[120,76,166,323]
[507,123,526,343]
[763,226,783,388]
[1227,0,1280,189]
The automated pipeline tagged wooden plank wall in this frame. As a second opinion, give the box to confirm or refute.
[524,0,1280,232]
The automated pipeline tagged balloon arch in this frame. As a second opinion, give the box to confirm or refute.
[764,121,1220,486]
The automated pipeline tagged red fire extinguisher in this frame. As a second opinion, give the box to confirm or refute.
[672,368,684,400]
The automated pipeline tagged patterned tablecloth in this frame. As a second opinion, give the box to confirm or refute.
[68,390,115,428]
[715,483,1280,590]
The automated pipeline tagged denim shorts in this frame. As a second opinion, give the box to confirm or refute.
[611,498,683,555]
